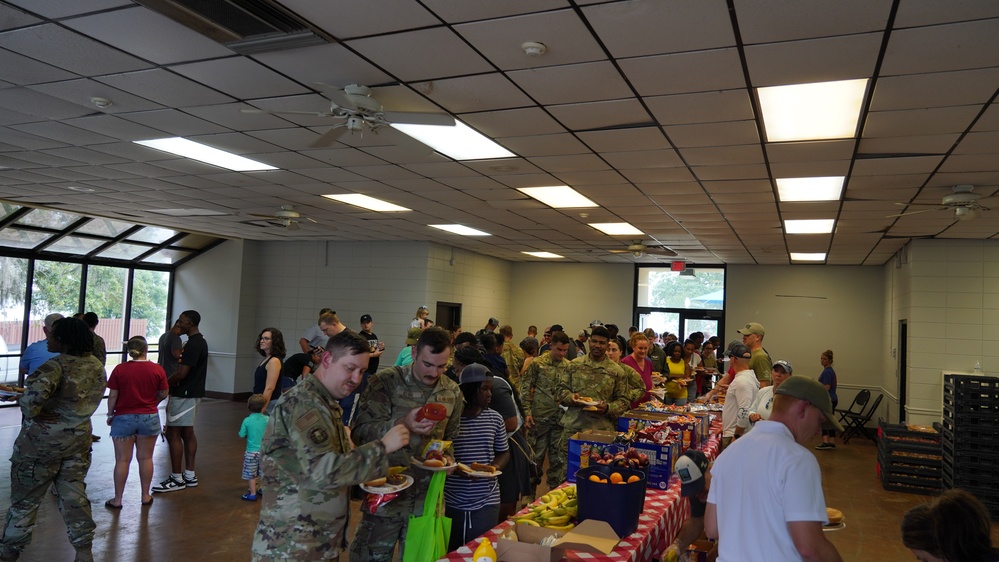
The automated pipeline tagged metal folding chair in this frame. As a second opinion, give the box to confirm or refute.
[841,393,883,444]
[836,389,870,427]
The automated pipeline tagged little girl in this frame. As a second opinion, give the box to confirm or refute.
[444,364,510,551]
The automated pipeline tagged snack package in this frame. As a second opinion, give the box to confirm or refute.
[415,402,448,422]
[364,491,400,515]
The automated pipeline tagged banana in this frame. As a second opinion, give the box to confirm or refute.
[545,522,576,532]
[544,515,570,526]
[520,519,541,527]
[564,498,577,508]
[539,494,553,504]
[565,505,578,518]
[552,507,567,516]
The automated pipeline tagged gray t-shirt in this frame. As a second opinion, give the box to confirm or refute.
[157,331,182,377]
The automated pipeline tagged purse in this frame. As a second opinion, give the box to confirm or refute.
[402,471,451,562]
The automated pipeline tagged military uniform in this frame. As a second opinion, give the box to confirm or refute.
[500,341,525,391]
[520,352,569,488]
[349,365,463,562]
[553,355,629,483]
[620,363,647,406]
[252,375,389,561]
[647,344,667,374]
[1,353,106,561]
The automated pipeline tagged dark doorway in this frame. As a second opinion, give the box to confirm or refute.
[435,302,462,332]
[898,319,907,423]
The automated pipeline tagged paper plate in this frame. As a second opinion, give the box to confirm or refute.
[411,457,452,471]
[823,521,846,532]
[360,474,413,495]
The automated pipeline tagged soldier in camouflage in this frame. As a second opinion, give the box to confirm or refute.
[252,331,409,561]
[520,331,571,490]
[349,327,463,562]
[498,325,525,390]
[554,326,630,483]
[0,318,106,562]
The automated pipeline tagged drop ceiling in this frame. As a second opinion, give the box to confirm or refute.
[0,0,997,265]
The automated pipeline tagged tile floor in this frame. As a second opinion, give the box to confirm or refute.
[0,399,994,561]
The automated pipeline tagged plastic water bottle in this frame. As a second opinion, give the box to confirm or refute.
[973,361,983,374]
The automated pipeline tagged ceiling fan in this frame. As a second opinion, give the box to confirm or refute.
[241,84,455,148]
[247,205,319,231]
[609,241,678,258]
[887,185,995,221]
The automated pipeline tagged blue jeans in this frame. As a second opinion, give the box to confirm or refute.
[110,413,161,438]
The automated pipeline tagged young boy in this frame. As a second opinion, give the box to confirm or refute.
[239,394,269,501]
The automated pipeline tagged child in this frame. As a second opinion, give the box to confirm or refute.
[444,364,510,551]
[239,394,269,501]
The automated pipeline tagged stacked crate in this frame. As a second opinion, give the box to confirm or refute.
[942,374,999,518]
[877,421,941,495]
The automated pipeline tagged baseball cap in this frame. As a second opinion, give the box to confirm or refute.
[459,363,492,385]
[488,317,499,327]
[589,320,604,328]
[405,327,422,345]
[676,450,709,496]
[360,314,372,324]
[737,322,765,337]
[727,343,751,359]
[775,375,844,432]
[579,329,589,338]
[550,324,564,332]
[773,360,793,374]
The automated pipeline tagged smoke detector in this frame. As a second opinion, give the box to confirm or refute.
[521,42,547,57]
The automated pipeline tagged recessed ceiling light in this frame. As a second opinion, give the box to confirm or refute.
[523,251,564,259]
[785,219,835,234]
[323,193,410,212]
[134,137,277,172]
[758,79,868,142]
[790,252,827,262]
[776,176,844,202]
[392,121,515,161]
[429,224,491,236]
[518,186,598,209]
[589,222,644,236]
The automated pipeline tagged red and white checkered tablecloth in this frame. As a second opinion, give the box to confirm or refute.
[439,421,722,562]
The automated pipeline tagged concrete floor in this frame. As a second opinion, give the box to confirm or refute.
[0,399,992,561]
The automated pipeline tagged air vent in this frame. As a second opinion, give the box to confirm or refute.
[136,0,331,54]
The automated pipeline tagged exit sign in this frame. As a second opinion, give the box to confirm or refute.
[671,261,686,272]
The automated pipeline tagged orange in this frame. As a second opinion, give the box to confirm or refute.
[599,478,608,483]
[616,481,627,484]
[627,475,641,483]
[609,472,623,484]
[588,474,602,483]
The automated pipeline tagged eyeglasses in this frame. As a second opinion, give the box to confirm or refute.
[260,336,271,341]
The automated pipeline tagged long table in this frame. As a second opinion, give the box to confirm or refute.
[439,420,723,562]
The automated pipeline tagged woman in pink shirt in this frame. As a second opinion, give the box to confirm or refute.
[621,333,654,406]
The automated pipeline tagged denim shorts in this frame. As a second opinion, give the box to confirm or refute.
[110,413,161,438]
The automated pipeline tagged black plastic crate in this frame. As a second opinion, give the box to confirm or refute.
[881,479,941,496]
[943,392,999,414]
[878,421,940,441]
[943,375,999,401]
[879,449,942,468]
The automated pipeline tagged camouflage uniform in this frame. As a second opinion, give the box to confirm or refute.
[91,334,106,367]
[553,355,630,482]
[619,363,647,406]
[1,354,106,560]
[647,344,667,374]
[349,365,462,562]
[252,375,389,561]
[501,341,525,391]
[520,352,569,488]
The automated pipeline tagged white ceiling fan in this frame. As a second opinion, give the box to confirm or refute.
[887,185,995,221]
[241,84,455,148]
[609,241,678,258]
[246,205,320,231]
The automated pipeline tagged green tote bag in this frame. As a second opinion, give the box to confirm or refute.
[402,471,451,562]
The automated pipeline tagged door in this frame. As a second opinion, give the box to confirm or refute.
[898,319,907,423]
[435,302,461,333]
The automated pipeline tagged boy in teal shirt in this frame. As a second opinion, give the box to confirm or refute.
[239,394,269,501]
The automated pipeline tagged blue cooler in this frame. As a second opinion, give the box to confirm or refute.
[574,465,647,538]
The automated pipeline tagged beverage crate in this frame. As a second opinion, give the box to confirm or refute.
[940,427,999,452]
[877,421,941,494]
[942,407,999,428]
[878,421,941,455]
[877,462,940,496]
[943,374,999,402]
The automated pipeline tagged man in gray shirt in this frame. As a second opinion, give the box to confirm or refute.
[158,320,183,377]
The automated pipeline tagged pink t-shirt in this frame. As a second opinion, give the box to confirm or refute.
[107,360,168,415]
[622,355,653,406]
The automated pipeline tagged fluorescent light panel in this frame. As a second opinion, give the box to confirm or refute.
[785,219,835,234]
[134,137,276,171]
[429,224,490,236]
[523,251,564,259]
[776,176,845,202]
[589,222,644,236]
[392,121,514,161]
[323,193,410,212]
[518,186,597,209]
[790,252,827,262]
[758,79,868,142]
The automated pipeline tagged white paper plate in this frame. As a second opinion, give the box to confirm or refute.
[411,457,452,471]
[360,474,413,495]
[822,521,846,532]
[575,399,599,406]
[0,390,22,398]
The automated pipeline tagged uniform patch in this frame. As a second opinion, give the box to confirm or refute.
[308,427,329,444]
[294,410,321,432]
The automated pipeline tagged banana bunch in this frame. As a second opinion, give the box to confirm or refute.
[511,485,579,531]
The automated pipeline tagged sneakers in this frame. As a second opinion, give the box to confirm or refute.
[183,474,198,488]
[815,442,836,450]
[241,492,258,501]
[151,476,186,493]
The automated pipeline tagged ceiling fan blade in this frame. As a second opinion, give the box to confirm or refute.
[241,108,334,117]
[885,207,944,218]
[383,111,455,126]
[320,87,357,111]
[645,247,678,257]
[305,217,318,224]
[247,213,281,219]
[894,201,947,207]
[309,125,349,148]
[286,220,300,231]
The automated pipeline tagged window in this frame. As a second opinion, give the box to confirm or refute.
[130,270,170,340]
[0,257,28,384]
[85,265,128,368]
[635,266,726,343]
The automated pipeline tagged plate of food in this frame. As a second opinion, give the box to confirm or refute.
[0,384,24,398]
[823,507,845,531]
[411,451,452,471]
[361,473,413,494]
[456,463,503,478]
[574,395,599,406]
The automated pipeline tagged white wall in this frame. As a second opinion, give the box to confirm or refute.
[509,262,635,338]
[426,243,510,333]
[726,264,886,419]
[885,239,999,426]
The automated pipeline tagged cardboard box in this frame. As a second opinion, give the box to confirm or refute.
[617,410,700,450]
[496,520,620,562]
[567,430,679,489]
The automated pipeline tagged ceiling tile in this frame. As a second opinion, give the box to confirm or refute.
[251,43,392,90]
[663,120,760,148]
[584,0,734,58]
[766,140,856,163]
[346,28,493,82]
[769,160,851,178]
[0,87,96,120]
[499,133,589,157]
[857,134,959,156]
[548,98,650,131]
[422,0,569,23]
[881,19,999,76]
[461,107,565,138]
[734,0,892,43]
[863,106,982,137]
[455,9,605,70]
[602,150,683,169]
[412,74,533,113]
[679,145,765,166]
[646,90,754,126]
[507,61,633,105]
[97,69,235,108]
[744,33,882,87]
[121,109,230,137]
[282,0,439,39]
[0,48,77,85]
[9,121,116,145]
[171,57,309,100]
[870,68,999,112]
[619,49,745,96]
[27,78,164,114]
[576,127,669,153]
[0,23,149,76]
[528,154,608,173]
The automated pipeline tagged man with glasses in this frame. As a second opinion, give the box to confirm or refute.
[152,310,208,493]
[737,322,772,387]
[706,376,844,562]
